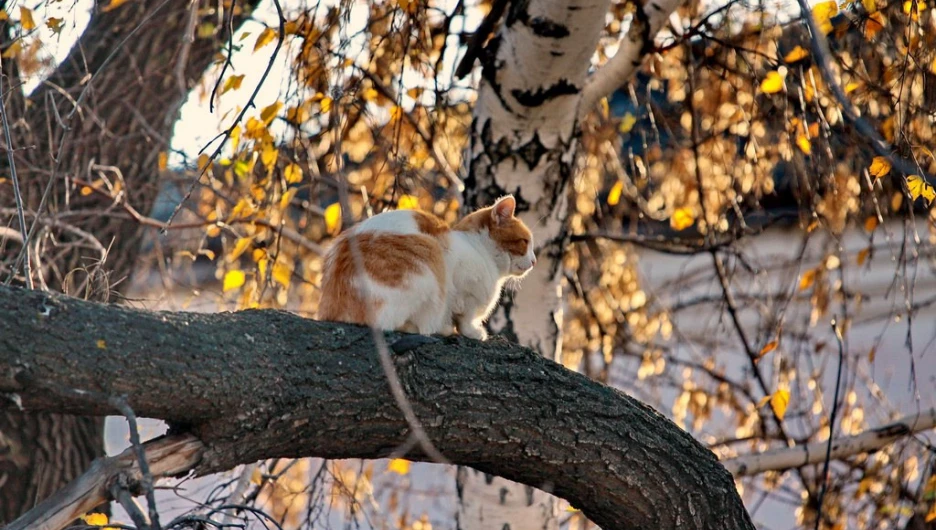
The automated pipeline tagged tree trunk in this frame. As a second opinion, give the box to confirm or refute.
[0,284,756,530]
[457,0,681,527]
[0,0,259,521]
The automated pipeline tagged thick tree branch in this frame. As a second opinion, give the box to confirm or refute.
[0,285,754,530]
[722,409,936,477]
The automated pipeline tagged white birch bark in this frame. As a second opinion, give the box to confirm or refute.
[722,408,936,477]
[458,0,682,527]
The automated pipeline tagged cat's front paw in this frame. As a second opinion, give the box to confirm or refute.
[460,323,488,341]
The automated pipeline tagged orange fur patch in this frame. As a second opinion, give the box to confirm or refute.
[413,210,450,238]
[317,231,446,325]
[453,206,532,257]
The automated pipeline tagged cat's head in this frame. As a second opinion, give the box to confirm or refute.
[456,195,536,277]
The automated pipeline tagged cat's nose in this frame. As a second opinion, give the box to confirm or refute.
[531,257,537,267]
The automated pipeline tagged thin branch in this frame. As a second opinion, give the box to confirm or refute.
[814,320,846,529]
[722,408,936,476]
[0,55,32,288]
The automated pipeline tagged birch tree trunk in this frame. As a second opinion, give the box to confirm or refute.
[458,0,681,527]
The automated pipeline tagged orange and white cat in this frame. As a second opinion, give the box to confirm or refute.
[317,196,536,339]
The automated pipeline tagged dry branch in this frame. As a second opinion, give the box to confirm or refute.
[0,284,753,530]
[722,409,936,477]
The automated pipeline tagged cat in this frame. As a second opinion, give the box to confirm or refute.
[317,195,536,340]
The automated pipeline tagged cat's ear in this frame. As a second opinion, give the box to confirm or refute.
[491,195,516,224]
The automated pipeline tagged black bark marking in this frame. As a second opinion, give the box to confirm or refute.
[549,51,564,57]
[500,487,510,504]
[526,17,570,38]
[510,79,578,108]
[516,132,550,171]
[633,2,655,56]
[390,335,440,354]
[478,35,517,115]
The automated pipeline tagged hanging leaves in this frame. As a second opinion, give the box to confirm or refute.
[783,46,809,63]
[811,1,839,34]
[770,389,790,421]
[397,194,420,210]
[907,175,936,203]
[223,270,246,292]
[284,163,302,184]
[18,7,35,31]
[868,156,891,179]
[618,113,638,134]
[254,27,276,51]
[324,203,342,234]
[387,458,411,475]
[607,181,623,206]
[670,207,695,231]
[759,71,784,94]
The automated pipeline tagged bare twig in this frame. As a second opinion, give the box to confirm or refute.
[0,56,33,289]
[109,396,161,529]
[814,320,846,530]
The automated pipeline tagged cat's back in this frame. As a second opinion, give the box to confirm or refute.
[317,208,450,327]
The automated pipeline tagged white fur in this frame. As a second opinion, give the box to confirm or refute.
[344,209,534,339]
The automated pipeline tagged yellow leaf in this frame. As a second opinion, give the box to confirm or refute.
[158,151,168,171]
[799,268,817,291]
[770,389,790,421]
[618,113,637,134]
[669,207,695,231]
[197,153,211,172]
[864,216,878,232]
[260,101,283,124]
[324,203,342,234]
[230,124,242,152]
[97,340,107,350]
[362,88,379,101]
[280,187,298,209]
[868,347,876,363]
[46,17,63,33]
[389,105,403,122]
[862,0,877,12]
[607,181,624,206]
[397,194,420,210]
[0,10,8,21]
[387,458,411,475]
[254,27,276,52]
[250,467,263,485]
[856,247,871,266]
[844,81,861,94]
[758,340,778,359]
[320,96,332,113]
[1,40,20,58]
[284,163,302,184]
[904,0,926,19]
[19,7,35,31]
[221,74,245,95]
[756,395,771,408]
[783,46,810,63]
[868,156,891,179]
[599,97,609,119]
[223,270,246,292]
[82,513,109,526]
[865,11,885,38]
[907,175,936,203]
[812,1,838,34]
[796,134,812,154]
[230,237,252,261]
[926,505,936,523]
[565,506,581,513]
[80,186,93,196]
[759,71,784,94]
[101,0,130,12]
[261,143,278,169]
[272,261,291,288]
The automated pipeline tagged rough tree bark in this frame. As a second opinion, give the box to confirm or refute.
[0,284,755,530]
[0,0,259,521]
[458,0,681,526]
